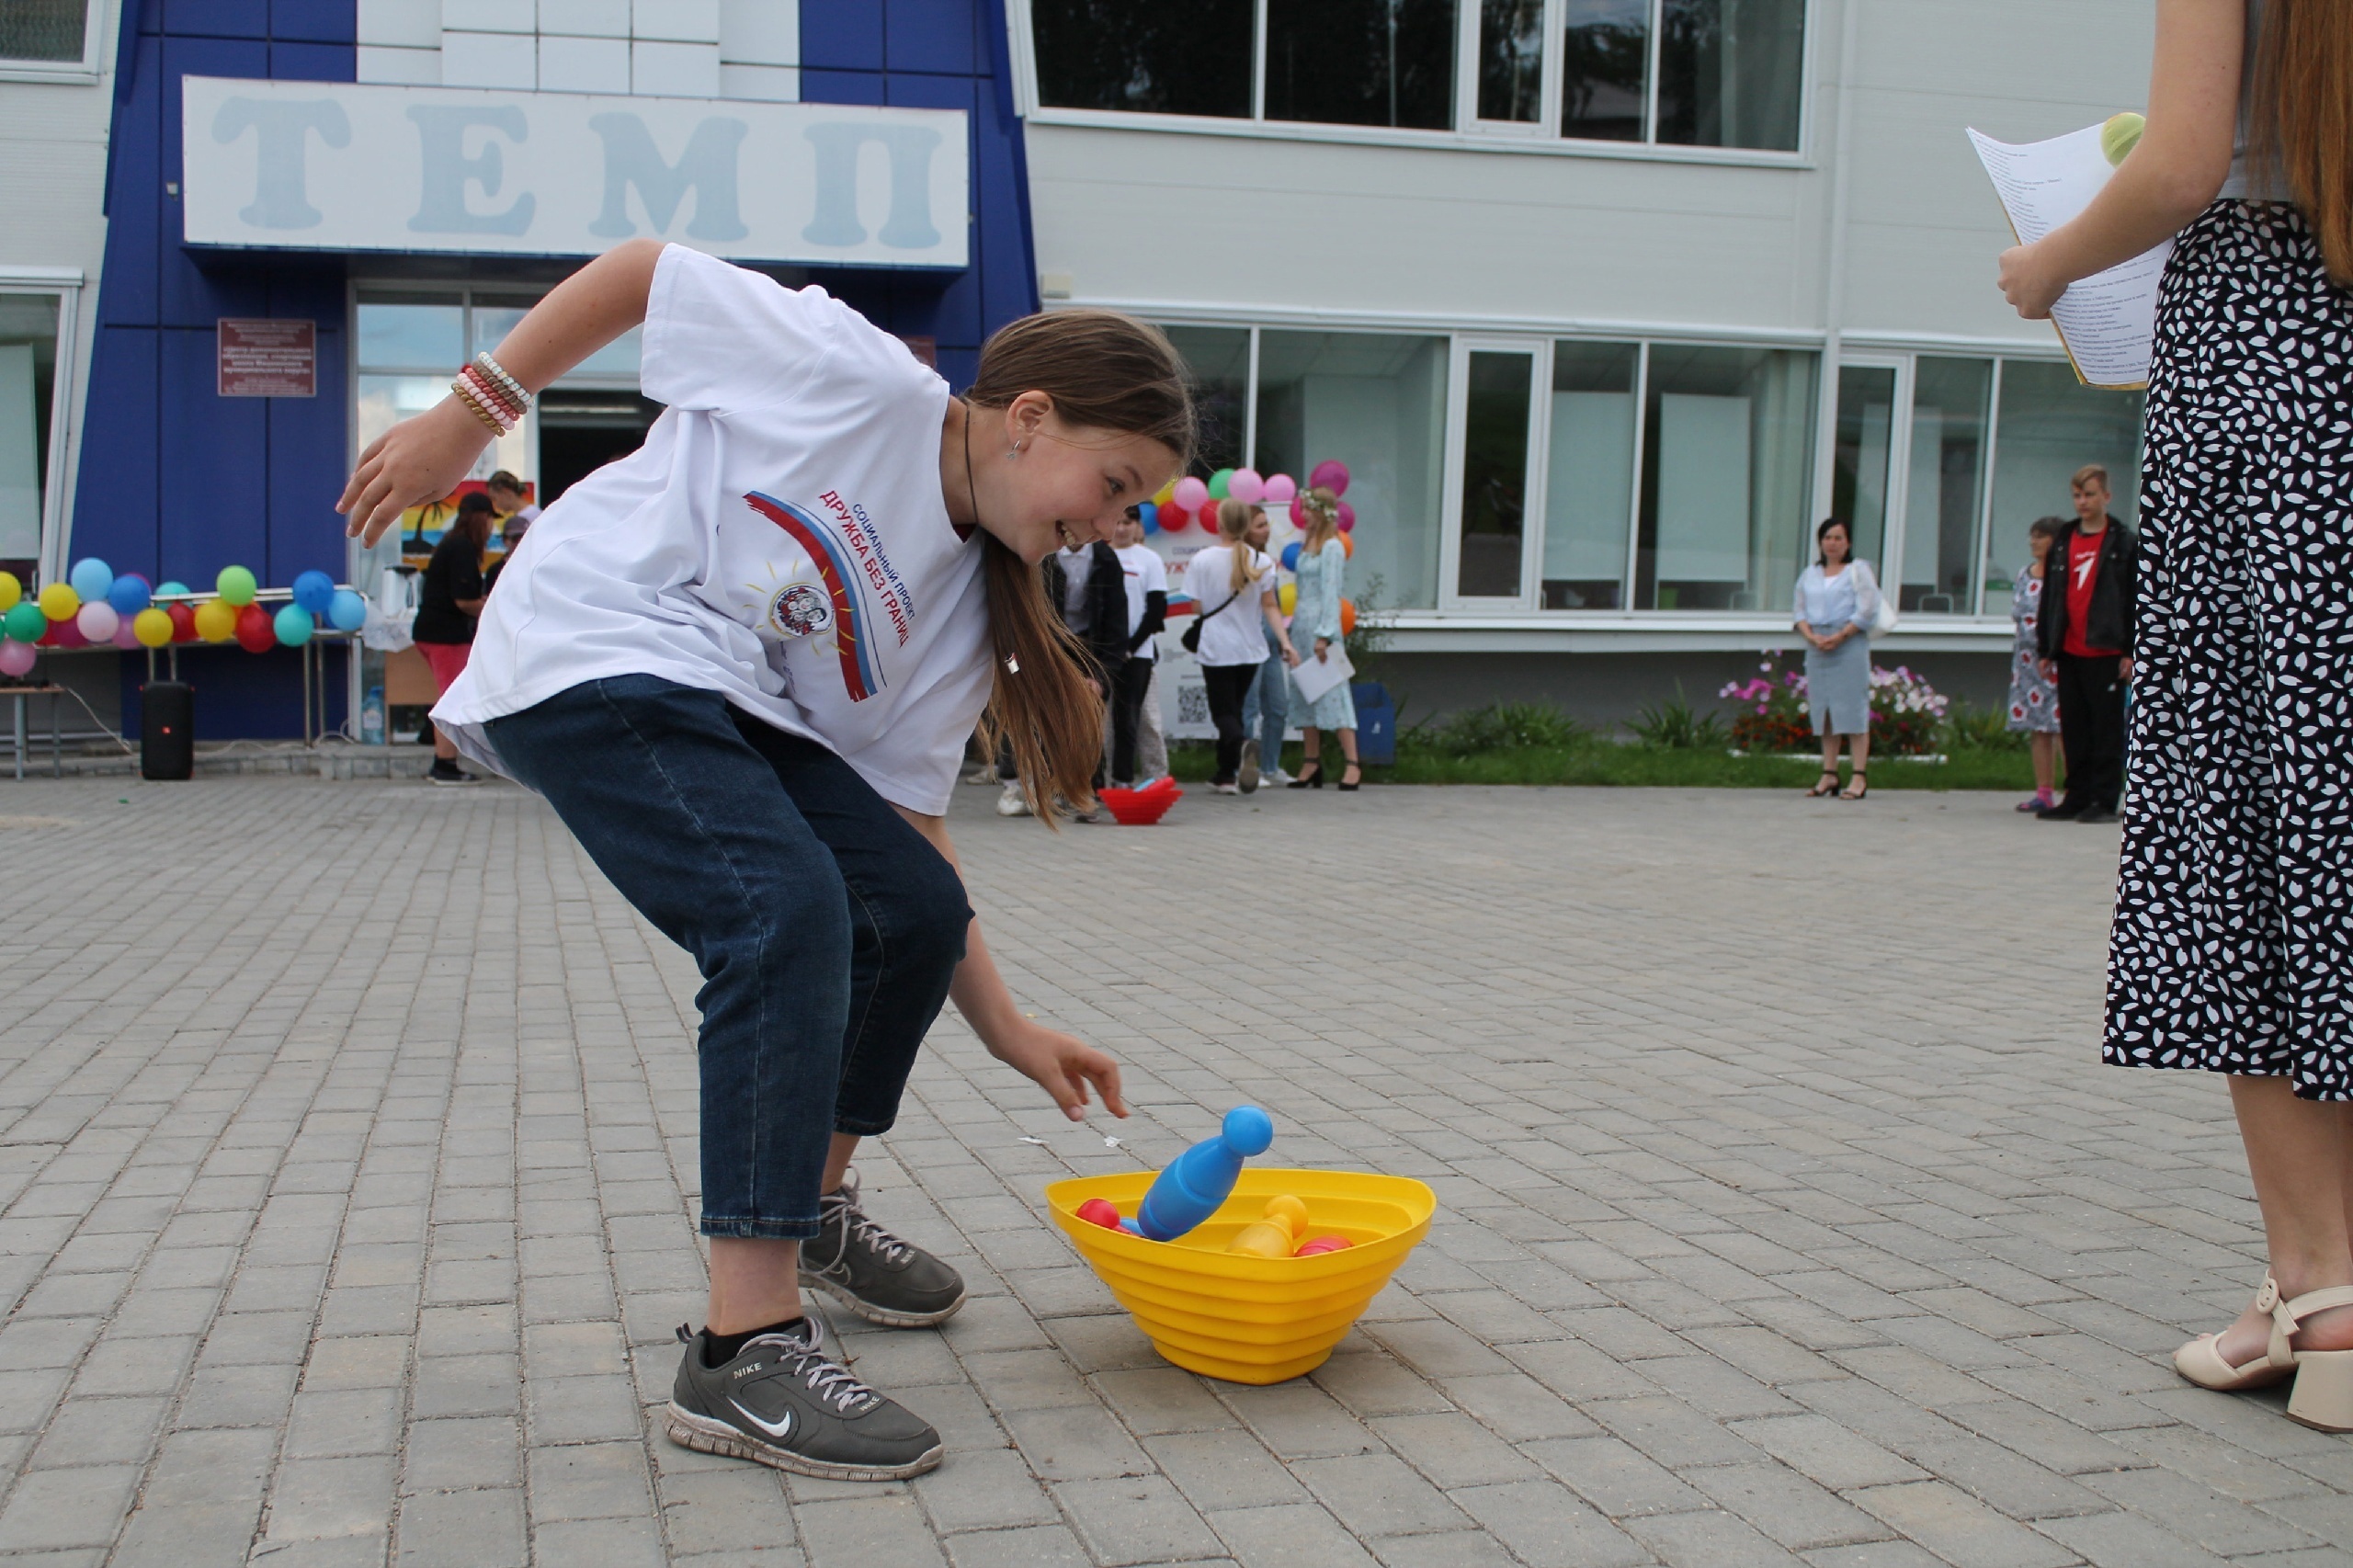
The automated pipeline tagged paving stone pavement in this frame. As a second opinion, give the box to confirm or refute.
[0,775,2347,1568]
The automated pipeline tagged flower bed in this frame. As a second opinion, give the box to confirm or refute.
[1719,653,1950,756]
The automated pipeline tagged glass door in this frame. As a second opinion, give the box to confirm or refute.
[1446,339,1545,604]
[1830,360,1903,582]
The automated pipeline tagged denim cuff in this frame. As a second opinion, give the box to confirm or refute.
[698,1213,822,1241]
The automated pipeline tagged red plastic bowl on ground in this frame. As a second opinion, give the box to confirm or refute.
[1097,783,1182,825]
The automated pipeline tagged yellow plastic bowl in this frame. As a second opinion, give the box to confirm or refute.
[1046,1167,1436,1384]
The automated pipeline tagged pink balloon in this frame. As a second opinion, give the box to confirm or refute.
[1336,501,1357,532]
[0,639,32,676]
[1227,468,1264,506]
[76,602,119,642]
[110,615,144,649]
[1263,473,1297,505]
[1310,460,1351,496]
[1172,475,1210,511]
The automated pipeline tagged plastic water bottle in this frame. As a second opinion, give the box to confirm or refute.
[361,685,385,745]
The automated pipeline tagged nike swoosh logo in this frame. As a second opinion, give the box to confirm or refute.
[729,1399,793,1439]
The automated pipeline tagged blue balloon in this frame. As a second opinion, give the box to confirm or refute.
[327,588,366,631]
[291,569,336,615]
[273,603,315,647]
[154,581,189,598]
[68,558,113,601]
[1139,501,1158,535]
[1280,541,1302,572]
[106,574,152,616]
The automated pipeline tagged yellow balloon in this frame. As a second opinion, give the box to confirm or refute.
[0,571,17,612]
[37,582,78,621]
[193,597,237,643]
[1278,582,1297,616]
[1153,481,1176,507]
[132,608,175,647]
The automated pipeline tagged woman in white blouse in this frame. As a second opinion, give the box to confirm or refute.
[1793,518,1883,801]
[1184,499,1297,792]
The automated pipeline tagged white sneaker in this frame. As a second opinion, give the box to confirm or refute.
[1263,767,1292,787]
[1211,781,1241,795]
[963,765,998,786]
[1238,740,1261,794]
[995,783,1032,817]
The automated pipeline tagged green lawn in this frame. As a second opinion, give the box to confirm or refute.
[1166,741,2035,791]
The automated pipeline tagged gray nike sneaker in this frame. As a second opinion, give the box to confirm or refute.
[798,1170,968,1328]
[665,1318,944,1481]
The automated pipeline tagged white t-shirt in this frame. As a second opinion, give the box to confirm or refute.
[435,244,992,815]
[1054,544,1094,629]
[1114,543,1166,662]
[1183,544,1277,667]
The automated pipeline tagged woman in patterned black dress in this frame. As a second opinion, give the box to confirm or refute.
[1999,0,2353,1431]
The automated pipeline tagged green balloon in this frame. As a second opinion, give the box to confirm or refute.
[2,602,45,642]
[1208,468,1234,501]
[217,565,257,607]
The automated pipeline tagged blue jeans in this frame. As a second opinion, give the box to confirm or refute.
[1242,648,1288,768]
[488,676,970,1239]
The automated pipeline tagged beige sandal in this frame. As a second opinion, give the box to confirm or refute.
[2175,1273,2353,1430]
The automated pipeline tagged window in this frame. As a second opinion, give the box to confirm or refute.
[1255,332,1449,610]
[1456,349,1537,597]
[0,0,88,65]
[1543,342,1639,608]
[1164,326,1251,480]
[0,294,59,584]
[1830,364,1896,571]
[1027,0,1804,153]
[1031,0,1254,118]
[1637,346,1816,609]
[1901,358,1990,614]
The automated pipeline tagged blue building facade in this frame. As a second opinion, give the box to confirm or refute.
[70,0,1038,737]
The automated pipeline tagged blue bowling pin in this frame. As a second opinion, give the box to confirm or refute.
[1134,1106,1275,1242]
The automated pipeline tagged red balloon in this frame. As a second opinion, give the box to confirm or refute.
[46,616,86,648]
[166,602,199,642]
[234,602,276,653]
[1157,502,1188,531]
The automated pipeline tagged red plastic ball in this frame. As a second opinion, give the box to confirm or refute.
[166,602,199,642]
[234,602,277,653]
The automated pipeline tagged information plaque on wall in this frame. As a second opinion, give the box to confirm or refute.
[217,319,316,398]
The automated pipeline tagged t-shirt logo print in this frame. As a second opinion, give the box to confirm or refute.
[769,583,833,639]
[743,491,886,702]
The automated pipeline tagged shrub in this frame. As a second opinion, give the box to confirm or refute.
[1627,686,1730,750]
[1718,652,1950,756]
[1406,700,1589,757]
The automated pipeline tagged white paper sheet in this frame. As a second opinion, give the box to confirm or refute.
[1968,124,2173,391]
[1289,645,1355,706]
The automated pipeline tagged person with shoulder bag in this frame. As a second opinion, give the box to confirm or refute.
[1182,499,1297,792]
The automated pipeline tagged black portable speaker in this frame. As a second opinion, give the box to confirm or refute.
[141,681,193,780]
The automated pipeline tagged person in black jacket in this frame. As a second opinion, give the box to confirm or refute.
[1106,506,1167,786]
[2034,464,2137,823]
[415,492,496,785]
[992,539,1131,817]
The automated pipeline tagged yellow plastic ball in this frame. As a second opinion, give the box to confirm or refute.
[37,582,78,621]
[193,597,238,643]
[132,608,175,647]
[0,571,17,612]
[1278,582,1297,616]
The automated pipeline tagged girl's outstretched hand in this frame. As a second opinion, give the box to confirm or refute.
[990,1020,1130,1121]
[339,398,493,546]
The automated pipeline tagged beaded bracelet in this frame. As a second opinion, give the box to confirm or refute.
[473,352,529,413]
[450,374,512,436]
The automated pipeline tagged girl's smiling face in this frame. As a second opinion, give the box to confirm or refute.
[970,393,1178,564]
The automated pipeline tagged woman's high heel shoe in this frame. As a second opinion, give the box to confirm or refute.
[1338,765,1360,791]
[2175,1273,2353,1429]
[1289,763,1323,789]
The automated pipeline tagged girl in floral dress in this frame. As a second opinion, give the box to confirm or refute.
[2008,517,2065,811]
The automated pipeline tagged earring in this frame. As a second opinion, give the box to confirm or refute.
[1006,442,1022,459]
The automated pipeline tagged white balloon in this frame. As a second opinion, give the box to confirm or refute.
[76,602,119,642]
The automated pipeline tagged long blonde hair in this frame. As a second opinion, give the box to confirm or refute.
[2255,0,2353,281]
[1294,486,1340,556]
[964,310,1195,813]
[1215,498,1267,595]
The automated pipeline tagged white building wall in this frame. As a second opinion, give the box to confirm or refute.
[1024,0,2154,346]
[357,0,797,98]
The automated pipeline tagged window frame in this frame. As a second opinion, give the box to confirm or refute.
[1009,0,1817,168]
[1440,334,1551,608]
[0,0,102,85]
[1,268,84,585]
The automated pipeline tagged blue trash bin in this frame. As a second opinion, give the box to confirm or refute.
[1351,681,1395,765]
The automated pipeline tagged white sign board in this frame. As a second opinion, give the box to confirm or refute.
[181,76,969,270]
